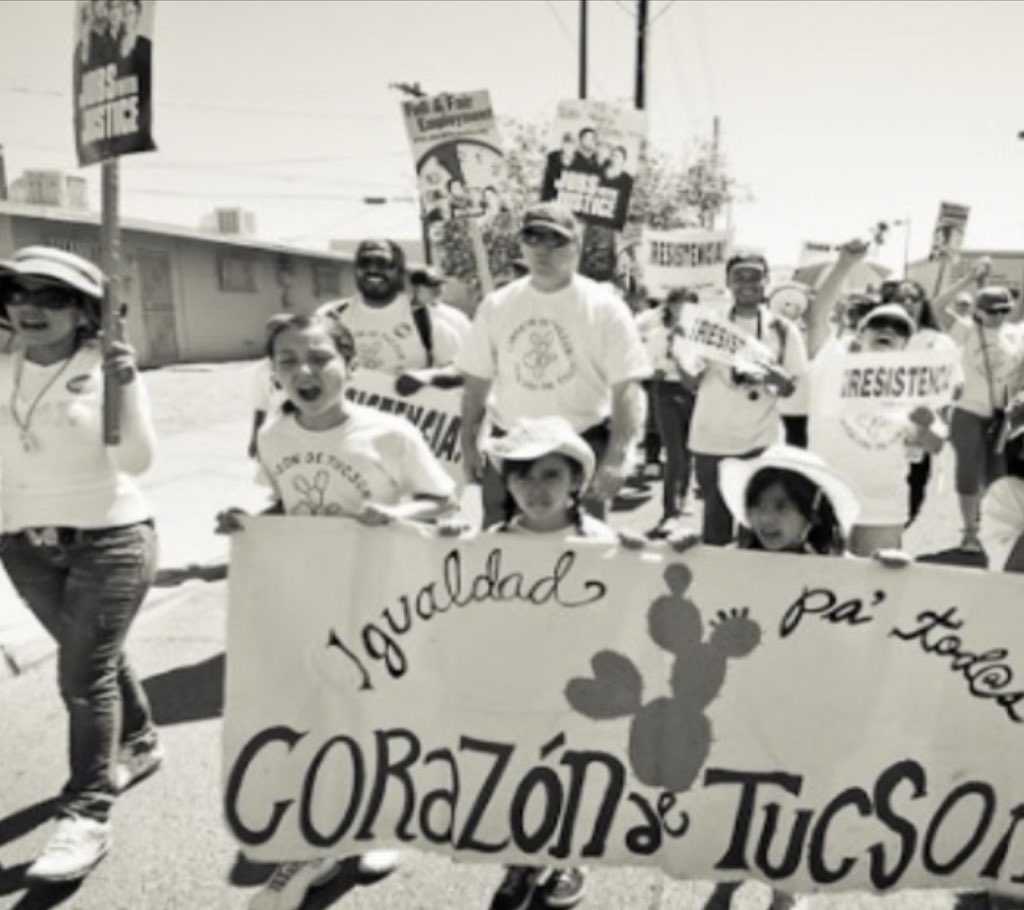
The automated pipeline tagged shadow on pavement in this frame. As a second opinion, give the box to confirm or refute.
[230,855,405,908]
[0,800,58,852]
[153,563,228,588]
[143,652,225,725]
[9,880,83,910]
[916,547,988,569]
[227,852,276,887]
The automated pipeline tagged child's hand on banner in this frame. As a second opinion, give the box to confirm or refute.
[356,502,395,526]
[667,528,701,552]
[215,508,248,535]
[617,529,647,550]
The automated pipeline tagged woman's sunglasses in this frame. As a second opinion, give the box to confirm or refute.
[7,285,79,310]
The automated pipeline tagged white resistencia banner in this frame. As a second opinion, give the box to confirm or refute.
[640,228,731,297]
[223,518,1024,897]
[344,368,463,485]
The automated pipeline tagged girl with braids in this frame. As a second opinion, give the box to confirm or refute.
[477,415,641,910]
[483,415,618,541]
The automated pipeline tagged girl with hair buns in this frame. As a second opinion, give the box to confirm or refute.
[0,246,161,882]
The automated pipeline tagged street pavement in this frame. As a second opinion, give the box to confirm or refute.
[0,388,985,909]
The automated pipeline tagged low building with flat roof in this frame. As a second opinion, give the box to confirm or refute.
[0,200,356,367]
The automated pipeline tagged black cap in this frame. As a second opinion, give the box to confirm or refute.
[409,265,445,287]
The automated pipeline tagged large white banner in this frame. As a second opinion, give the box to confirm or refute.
[224,519,1024,896]
[640,228,731,297]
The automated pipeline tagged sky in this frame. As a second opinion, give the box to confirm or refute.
[2,0,1024,275]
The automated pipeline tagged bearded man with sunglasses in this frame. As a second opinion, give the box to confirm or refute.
[458,202,651,527]
[317,239,465,394]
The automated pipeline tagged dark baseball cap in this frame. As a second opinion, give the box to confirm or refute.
[355,239,404,268]
[520,202,578,240]
[409,265,445,287]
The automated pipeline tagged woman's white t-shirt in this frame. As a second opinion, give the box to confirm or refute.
[0,344,152,531]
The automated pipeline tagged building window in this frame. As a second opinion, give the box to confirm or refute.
[313,263,341,299]
[218,253,256,292]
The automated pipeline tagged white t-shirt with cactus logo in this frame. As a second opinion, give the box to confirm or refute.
[257,405,454,516]
[457,274,651,433]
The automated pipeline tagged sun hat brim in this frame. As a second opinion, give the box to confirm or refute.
[720,445,861,537]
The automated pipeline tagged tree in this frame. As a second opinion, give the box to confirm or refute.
[432,117,741,296]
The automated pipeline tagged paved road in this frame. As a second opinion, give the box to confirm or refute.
[0,360,997,909]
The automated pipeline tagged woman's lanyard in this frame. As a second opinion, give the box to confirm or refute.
[9,350,77,454]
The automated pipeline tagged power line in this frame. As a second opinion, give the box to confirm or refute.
[691,0,720,114]
[650,0,677,25]
[122,187,417,203]
[541,0,608,98]
[610,0,635,17]
[0,84,387,121]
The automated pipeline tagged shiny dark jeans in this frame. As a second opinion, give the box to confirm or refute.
[1,522,158,823]
[651,380,694,519]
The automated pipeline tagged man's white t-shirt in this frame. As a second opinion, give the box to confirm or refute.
[257,405,455,516]
[688,306,808,455]
[457,275,651,433]
[433,302,473,348]
[807,338,911,527]
[318,293,462,374]
[981,476,1024,572]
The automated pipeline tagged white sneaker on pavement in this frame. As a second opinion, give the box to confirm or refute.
[113,738,165,793]
[249,858,344,910]
[355,849,401,879]
[26,816,111,883]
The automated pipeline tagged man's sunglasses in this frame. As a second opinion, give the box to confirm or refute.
[356,256,398,270]
[521,229,571,249]
[864,317,911,336]
[728,267,766,283]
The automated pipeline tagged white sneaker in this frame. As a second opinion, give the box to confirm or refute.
[249,858,343,910]
[112,738,165,793]
[355,849,401,879]
[26,816,111,883]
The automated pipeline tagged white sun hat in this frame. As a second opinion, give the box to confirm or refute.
[720,444,861,536]
[481,416,596,487]
[0,246,105,300]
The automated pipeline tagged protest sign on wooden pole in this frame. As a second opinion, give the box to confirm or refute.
[100,160,122,445]
[74,0,160,445]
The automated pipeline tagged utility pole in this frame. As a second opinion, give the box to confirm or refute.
[579,0,588,100]
[634,0,649,110]
[704,116,721,230]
